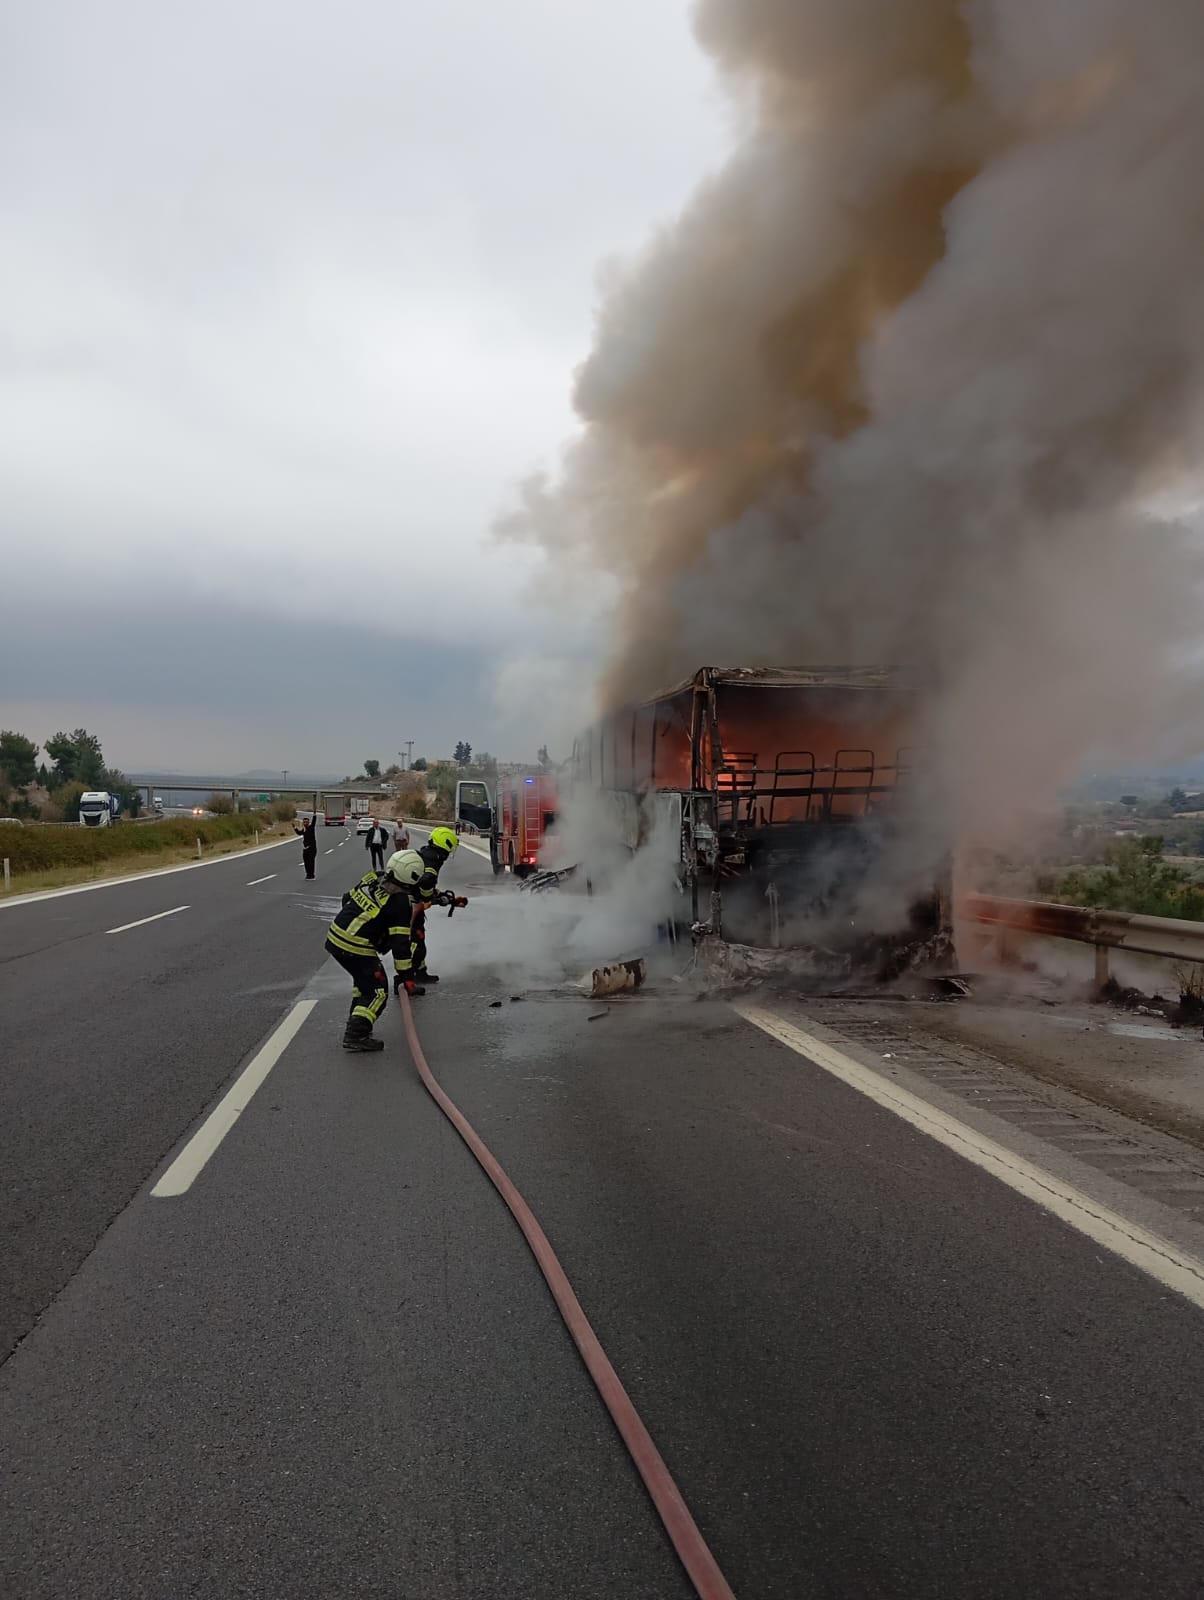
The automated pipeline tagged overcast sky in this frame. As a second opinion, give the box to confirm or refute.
[1,1,727,772]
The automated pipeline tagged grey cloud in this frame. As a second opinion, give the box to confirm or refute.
[0,601,538,770]
[2,1,722,759]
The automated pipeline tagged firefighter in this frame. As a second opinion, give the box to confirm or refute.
[393,825,463,990]
[325,850,427,1052]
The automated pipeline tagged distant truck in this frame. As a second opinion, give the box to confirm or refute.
[79,791,120,827]
[457,774,558,878]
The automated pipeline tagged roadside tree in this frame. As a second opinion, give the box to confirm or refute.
[45,729,105,788]
[0,731,39,788]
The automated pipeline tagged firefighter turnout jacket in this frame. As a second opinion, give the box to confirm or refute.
[415,842,449,902]
[327,871,420,978]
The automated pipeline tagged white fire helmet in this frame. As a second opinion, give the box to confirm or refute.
[385,849,424,889]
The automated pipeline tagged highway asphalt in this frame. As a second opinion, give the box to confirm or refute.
[3,836,1204,1597]
[0,821,361,1359]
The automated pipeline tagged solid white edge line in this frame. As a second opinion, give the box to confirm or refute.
[246,874,277,886]
[0,832,298,911]
[106,905,189,935]
[734,1001,1204,1315]
[151,999,317,1198]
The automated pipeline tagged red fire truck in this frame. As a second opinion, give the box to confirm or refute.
[456,774,558,878]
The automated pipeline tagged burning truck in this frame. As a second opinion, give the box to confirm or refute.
[562,666,955,982]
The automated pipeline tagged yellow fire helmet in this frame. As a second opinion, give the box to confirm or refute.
[428,825,459,855]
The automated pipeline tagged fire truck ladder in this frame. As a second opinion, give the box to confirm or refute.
[522,781,542,860]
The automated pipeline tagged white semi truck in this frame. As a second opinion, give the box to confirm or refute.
[79,791,120,827]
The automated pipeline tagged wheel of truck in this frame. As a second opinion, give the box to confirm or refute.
[513,862,533,880]
[489,832,504,877]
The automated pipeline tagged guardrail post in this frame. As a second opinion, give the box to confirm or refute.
[1094,943,1110,991]
[196,836,202,859]
[2,858,9,894]
[254,829,259,847]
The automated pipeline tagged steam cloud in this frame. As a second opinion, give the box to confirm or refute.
[505,0,1204,842]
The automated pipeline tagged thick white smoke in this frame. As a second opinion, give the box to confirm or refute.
[438,801,681,987]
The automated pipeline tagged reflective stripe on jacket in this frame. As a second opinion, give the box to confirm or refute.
[327,871,416,972]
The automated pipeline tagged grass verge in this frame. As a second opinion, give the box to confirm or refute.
[0,822,298,898]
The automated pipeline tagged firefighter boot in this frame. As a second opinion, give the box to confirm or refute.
[412,969,440,983]
[343,1016,384,1053]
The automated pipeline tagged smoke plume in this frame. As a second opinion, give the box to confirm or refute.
[504,0,1204,840]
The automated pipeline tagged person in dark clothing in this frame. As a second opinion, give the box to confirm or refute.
[365,819,389,871]
[295,812,318,879]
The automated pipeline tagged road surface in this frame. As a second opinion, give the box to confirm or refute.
[2,832,1204,1597]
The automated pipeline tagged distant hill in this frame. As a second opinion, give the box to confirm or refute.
[128,769,343,787]
[231,770,344,785]
[1069,758,1204,802]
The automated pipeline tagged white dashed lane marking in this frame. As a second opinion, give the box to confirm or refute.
[106,906,189,935]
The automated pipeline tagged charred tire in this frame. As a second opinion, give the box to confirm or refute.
[513,863,534,880]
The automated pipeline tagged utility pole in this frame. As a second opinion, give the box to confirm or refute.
[282,769,288,793]
[401,740,414,769]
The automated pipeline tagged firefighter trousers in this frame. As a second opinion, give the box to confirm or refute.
[324,940,388,1026]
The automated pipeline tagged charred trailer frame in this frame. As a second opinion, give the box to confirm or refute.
[570,666,955,980]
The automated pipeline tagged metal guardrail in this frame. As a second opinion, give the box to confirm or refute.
[962,893,1204,986]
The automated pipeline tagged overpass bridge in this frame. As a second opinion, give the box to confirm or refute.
[126,775,390,812]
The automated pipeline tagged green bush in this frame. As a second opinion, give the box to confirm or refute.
[207,793,236,815]
[1055,836,1204,922]
[0,811,267,872]
[56,782,87,823]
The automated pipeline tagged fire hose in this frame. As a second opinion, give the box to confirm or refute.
[395,989,738,1600]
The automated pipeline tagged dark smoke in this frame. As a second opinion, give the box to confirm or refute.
[504,0,1204,843]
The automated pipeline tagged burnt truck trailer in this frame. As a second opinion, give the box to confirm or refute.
[569,666,954,979]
